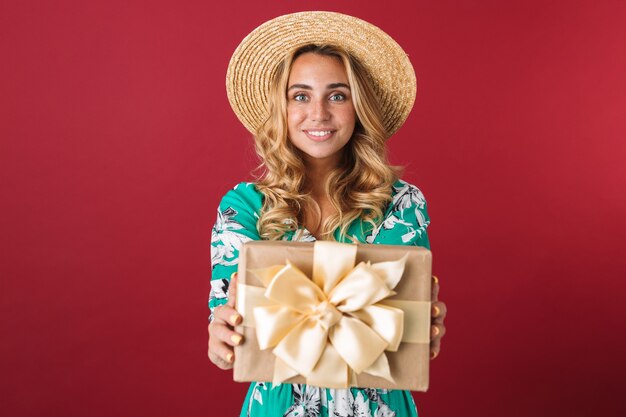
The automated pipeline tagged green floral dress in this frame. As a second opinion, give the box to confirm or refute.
[210,180,431,417]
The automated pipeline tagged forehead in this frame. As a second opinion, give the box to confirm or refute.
[288,53,349,84]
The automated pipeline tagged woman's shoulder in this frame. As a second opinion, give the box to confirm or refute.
[362,179,430,246]
[390,179,428,211]
[213,182,263,240]
[214,182,263,234]
[217,182,263,212]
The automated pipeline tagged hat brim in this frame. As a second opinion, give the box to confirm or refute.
[226,11,417,138]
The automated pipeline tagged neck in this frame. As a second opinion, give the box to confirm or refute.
[303,152,342,197]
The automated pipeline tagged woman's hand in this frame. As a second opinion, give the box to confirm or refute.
[208,273,244,369]
[430,275,447,360]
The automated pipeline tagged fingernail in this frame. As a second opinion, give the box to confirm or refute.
[431,350,439,360]
[432,275,439,285]
[230,314,241,325]
[230,271,238,280]
[432,305,440,318]
[431,325,440,337]
[231,334,243,345]
[226,352,233,363]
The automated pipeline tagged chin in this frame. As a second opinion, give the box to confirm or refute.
[301,148,346,162]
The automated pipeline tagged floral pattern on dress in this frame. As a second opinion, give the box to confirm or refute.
[364,389,396,417]
[323,389,396,417]
[330,389,370,417]
[365,180,429,245]
[288,228,317,242]
[283,384,322,417]
[246,382,268,416]
[208,278,229,320]
[211,206,252,269]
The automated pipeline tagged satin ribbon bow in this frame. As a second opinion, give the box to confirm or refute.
[249,241,409,388]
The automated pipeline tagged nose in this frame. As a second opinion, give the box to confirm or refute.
[310,98,330,122]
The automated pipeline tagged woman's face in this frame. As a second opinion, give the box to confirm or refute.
[286,52,356,165]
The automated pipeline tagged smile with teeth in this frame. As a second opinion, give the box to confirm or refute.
[305,130,334,137]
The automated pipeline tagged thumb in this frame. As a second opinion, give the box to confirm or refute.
[228,272,238,307]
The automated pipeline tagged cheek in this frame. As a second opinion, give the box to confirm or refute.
[286,106,302,133]
[341,108,357,133]
[347,113,356,129]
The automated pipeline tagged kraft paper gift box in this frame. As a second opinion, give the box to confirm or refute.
[233,240,432,391]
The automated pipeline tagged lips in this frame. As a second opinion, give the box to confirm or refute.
[303,129,335,141]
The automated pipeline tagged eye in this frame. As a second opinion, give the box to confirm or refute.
[329,93,346,102]
[292,93,308,102]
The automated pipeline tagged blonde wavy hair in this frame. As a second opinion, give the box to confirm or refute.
[253,44,401,241]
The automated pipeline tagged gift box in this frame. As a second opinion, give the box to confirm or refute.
[234,240,432,391]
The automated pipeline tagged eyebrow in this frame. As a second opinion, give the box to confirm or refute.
[287,82,351,91]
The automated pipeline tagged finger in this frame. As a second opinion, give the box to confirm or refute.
[430,342,441,360]
[430,326,442,360]
[228,272,238,307]
[213,303,242,326]
[208,338,235,370]
[431,301,447,325]
[431,276,439,302]
[430,323,446,341]
[211,320,245,347]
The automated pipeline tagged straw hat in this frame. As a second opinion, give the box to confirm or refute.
[226,11,417,138]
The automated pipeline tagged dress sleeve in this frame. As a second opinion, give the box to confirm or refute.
[387,182,431,249]
[209,183,262,321]
[402,195,431,250]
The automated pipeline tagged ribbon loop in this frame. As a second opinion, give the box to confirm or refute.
[329,262,394,312]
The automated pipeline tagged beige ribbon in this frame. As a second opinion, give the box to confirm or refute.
[238,241,430,388]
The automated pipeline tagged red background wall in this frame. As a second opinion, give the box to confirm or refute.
[1,1,625,416]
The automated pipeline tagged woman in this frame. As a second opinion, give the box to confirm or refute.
[209,12,447,417]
